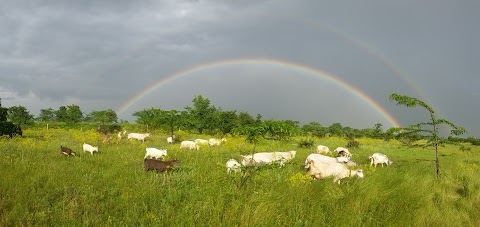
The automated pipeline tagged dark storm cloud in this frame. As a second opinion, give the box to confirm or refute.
[1,0,479,136]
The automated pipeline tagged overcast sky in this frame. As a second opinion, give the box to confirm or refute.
[1,0,479,137]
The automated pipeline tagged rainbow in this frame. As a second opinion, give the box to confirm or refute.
[116,58,402,128]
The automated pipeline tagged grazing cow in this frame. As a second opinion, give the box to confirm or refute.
[82,143,99,155]
[316,145,331,154]
[128,133,151,142]
[60,146,75,156]
[334,147,352,158]
[144,159,181,172]
[167,136,174,144]
[369,153,393,167]
[180,140,200,150]
[144,147,168,160]
[209,138,227,146]
[304,153,350,170]
[226,159,242,173]
[194,139,209,146]
[241,151,296,167]
[306,159,364,184]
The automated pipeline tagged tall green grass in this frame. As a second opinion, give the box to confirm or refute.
[0,129,479,226]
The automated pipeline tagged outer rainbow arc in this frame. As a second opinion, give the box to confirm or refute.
[116,57,402,128]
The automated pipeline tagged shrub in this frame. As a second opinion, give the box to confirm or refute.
[347,139,360,148]
[298,137,315,148]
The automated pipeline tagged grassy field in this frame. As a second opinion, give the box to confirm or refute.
[1,128,479,226]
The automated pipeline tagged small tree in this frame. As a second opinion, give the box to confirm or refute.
[7,105,34,128]
[389,93,466,176]
[0,99,22,137]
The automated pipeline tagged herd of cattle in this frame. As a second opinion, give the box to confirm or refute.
[59,131,393,184]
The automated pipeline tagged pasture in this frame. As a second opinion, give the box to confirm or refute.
[1,128,479,226]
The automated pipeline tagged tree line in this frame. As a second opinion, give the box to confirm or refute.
[1,95,478,146]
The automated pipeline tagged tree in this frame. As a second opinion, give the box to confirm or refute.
[389,93,466,176]
[54,105,83,124]
[237,111,256,126]
[0,98,22,137]
[161,110,180,138]
[55,106,68,122]
[132,108,164,128]
[85,109,118,124]
[262,120,299,141]
[65,105,83,124]
[38,108,56,122]
[328,123,344,137]
[216,109,238,135]
[185,95,216,134]
[302,121,328,137]
[7,105,34,127]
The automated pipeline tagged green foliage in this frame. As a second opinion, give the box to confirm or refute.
[298,137,315,148]
[459,145,471,152]
[1,129,480,226]
[347,139,360,148]
[262,120,299,141]
[85,109,118,124]
[389,93,467,176]
[7,105,34,127]
[55,105,83,124]
[185,95,217,134]
[301,121,327,137]
[0,99,23,137]
[97,124,122,135]
[38,108,56,122]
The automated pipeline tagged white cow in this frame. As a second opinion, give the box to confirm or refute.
[334,147,352,158]
[144,147,168,160]
[316,145,331,154]
[306,159,364,184]
[195,139,209,146]
[180,140,200,150]
[369,153,393,167]
[304,153,350,170]
[241,151,296,167]
[209,138,227,146]
[127,133,151,142]
[82,143,99,155]
[166,136,174,144]
[226,159,242,173]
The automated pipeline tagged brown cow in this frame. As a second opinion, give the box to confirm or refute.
[144,159,181,172]
[60,146,75,156]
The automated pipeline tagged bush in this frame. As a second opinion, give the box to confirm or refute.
[347,139,360,148]
[298,137,315,148]
[0,121,22,138]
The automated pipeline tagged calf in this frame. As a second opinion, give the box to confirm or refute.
[60,146,75,156]
[144,159,181,172]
